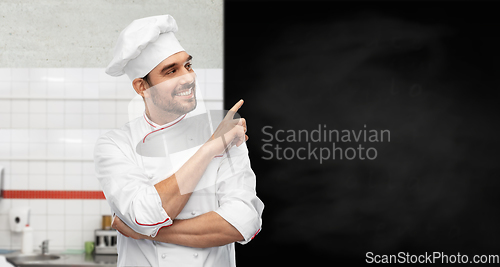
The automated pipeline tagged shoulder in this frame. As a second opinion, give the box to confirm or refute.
[95,116,143,152]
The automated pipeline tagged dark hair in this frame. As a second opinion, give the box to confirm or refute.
[143,73,152,86]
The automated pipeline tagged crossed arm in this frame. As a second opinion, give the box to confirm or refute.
[113,211,244,248]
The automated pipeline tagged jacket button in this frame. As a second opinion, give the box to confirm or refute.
[193,253,198,258]
[191,211,196,215]
[161,253,166,259]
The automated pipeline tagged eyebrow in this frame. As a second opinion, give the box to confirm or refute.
[160,55,193,74]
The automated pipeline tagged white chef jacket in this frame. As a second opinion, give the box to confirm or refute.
[94,107,264,267]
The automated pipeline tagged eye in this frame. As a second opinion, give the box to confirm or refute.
[166,69,176,75]
[185,62,193,71]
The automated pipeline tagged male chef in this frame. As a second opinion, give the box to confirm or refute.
[94,14,264,267]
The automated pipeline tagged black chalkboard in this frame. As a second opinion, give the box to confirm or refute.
[225,1,500,265]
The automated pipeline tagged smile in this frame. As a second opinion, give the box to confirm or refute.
[175,87,194,98]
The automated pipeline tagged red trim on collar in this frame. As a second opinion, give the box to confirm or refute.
[142,114,187,143]
[143,113,157,128]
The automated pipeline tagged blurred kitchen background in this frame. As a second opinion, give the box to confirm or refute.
[0,67,223,251]
[0,0,223,254]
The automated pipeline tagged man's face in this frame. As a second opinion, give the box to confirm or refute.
[143,51,197,117]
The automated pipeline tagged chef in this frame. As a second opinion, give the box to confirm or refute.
[94,14,264,267]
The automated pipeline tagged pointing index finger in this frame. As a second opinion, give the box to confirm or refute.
[226,99,244,119]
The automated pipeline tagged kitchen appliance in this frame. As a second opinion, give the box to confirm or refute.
[94,230,117,255]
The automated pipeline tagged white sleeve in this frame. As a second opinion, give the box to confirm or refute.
[94,135,172,237]
[214,143,264,244]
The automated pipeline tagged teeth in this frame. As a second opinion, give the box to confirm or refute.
[176,88,192,96]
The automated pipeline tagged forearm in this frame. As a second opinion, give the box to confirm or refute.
[154,144,214,219]
[149,211,244,248]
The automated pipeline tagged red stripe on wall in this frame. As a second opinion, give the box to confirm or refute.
[2,190,106,199]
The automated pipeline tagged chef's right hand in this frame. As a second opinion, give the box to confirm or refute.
[207,99,248,156]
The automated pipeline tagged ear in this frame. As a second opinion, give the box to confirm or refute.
[132,78,149,97]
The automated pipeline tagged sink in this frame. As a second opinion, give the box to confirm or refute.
[6,254,61,265]
[5,253,116,267]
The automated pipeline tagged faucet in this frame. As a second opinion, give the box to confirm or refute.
[39,240,49,255]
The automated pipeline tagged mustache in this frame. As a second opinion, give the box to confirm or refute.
[174,80,196,93]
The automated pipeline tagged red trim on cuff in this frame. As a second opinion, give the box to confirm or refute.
[157,223,173,232]
[135,217,170,226]
[250,228,261,240]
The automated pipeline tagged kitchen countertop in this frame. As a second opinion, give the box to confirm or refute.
[3,250,117,267]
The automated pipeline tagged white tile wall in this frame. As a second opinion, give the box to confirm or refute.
[0,68,223,250]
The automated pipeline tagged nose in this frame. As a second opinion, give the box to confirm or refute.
[178,71,195,85]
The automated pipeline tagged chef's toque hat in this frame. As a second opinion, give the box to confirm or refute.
[105,15,185,81]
